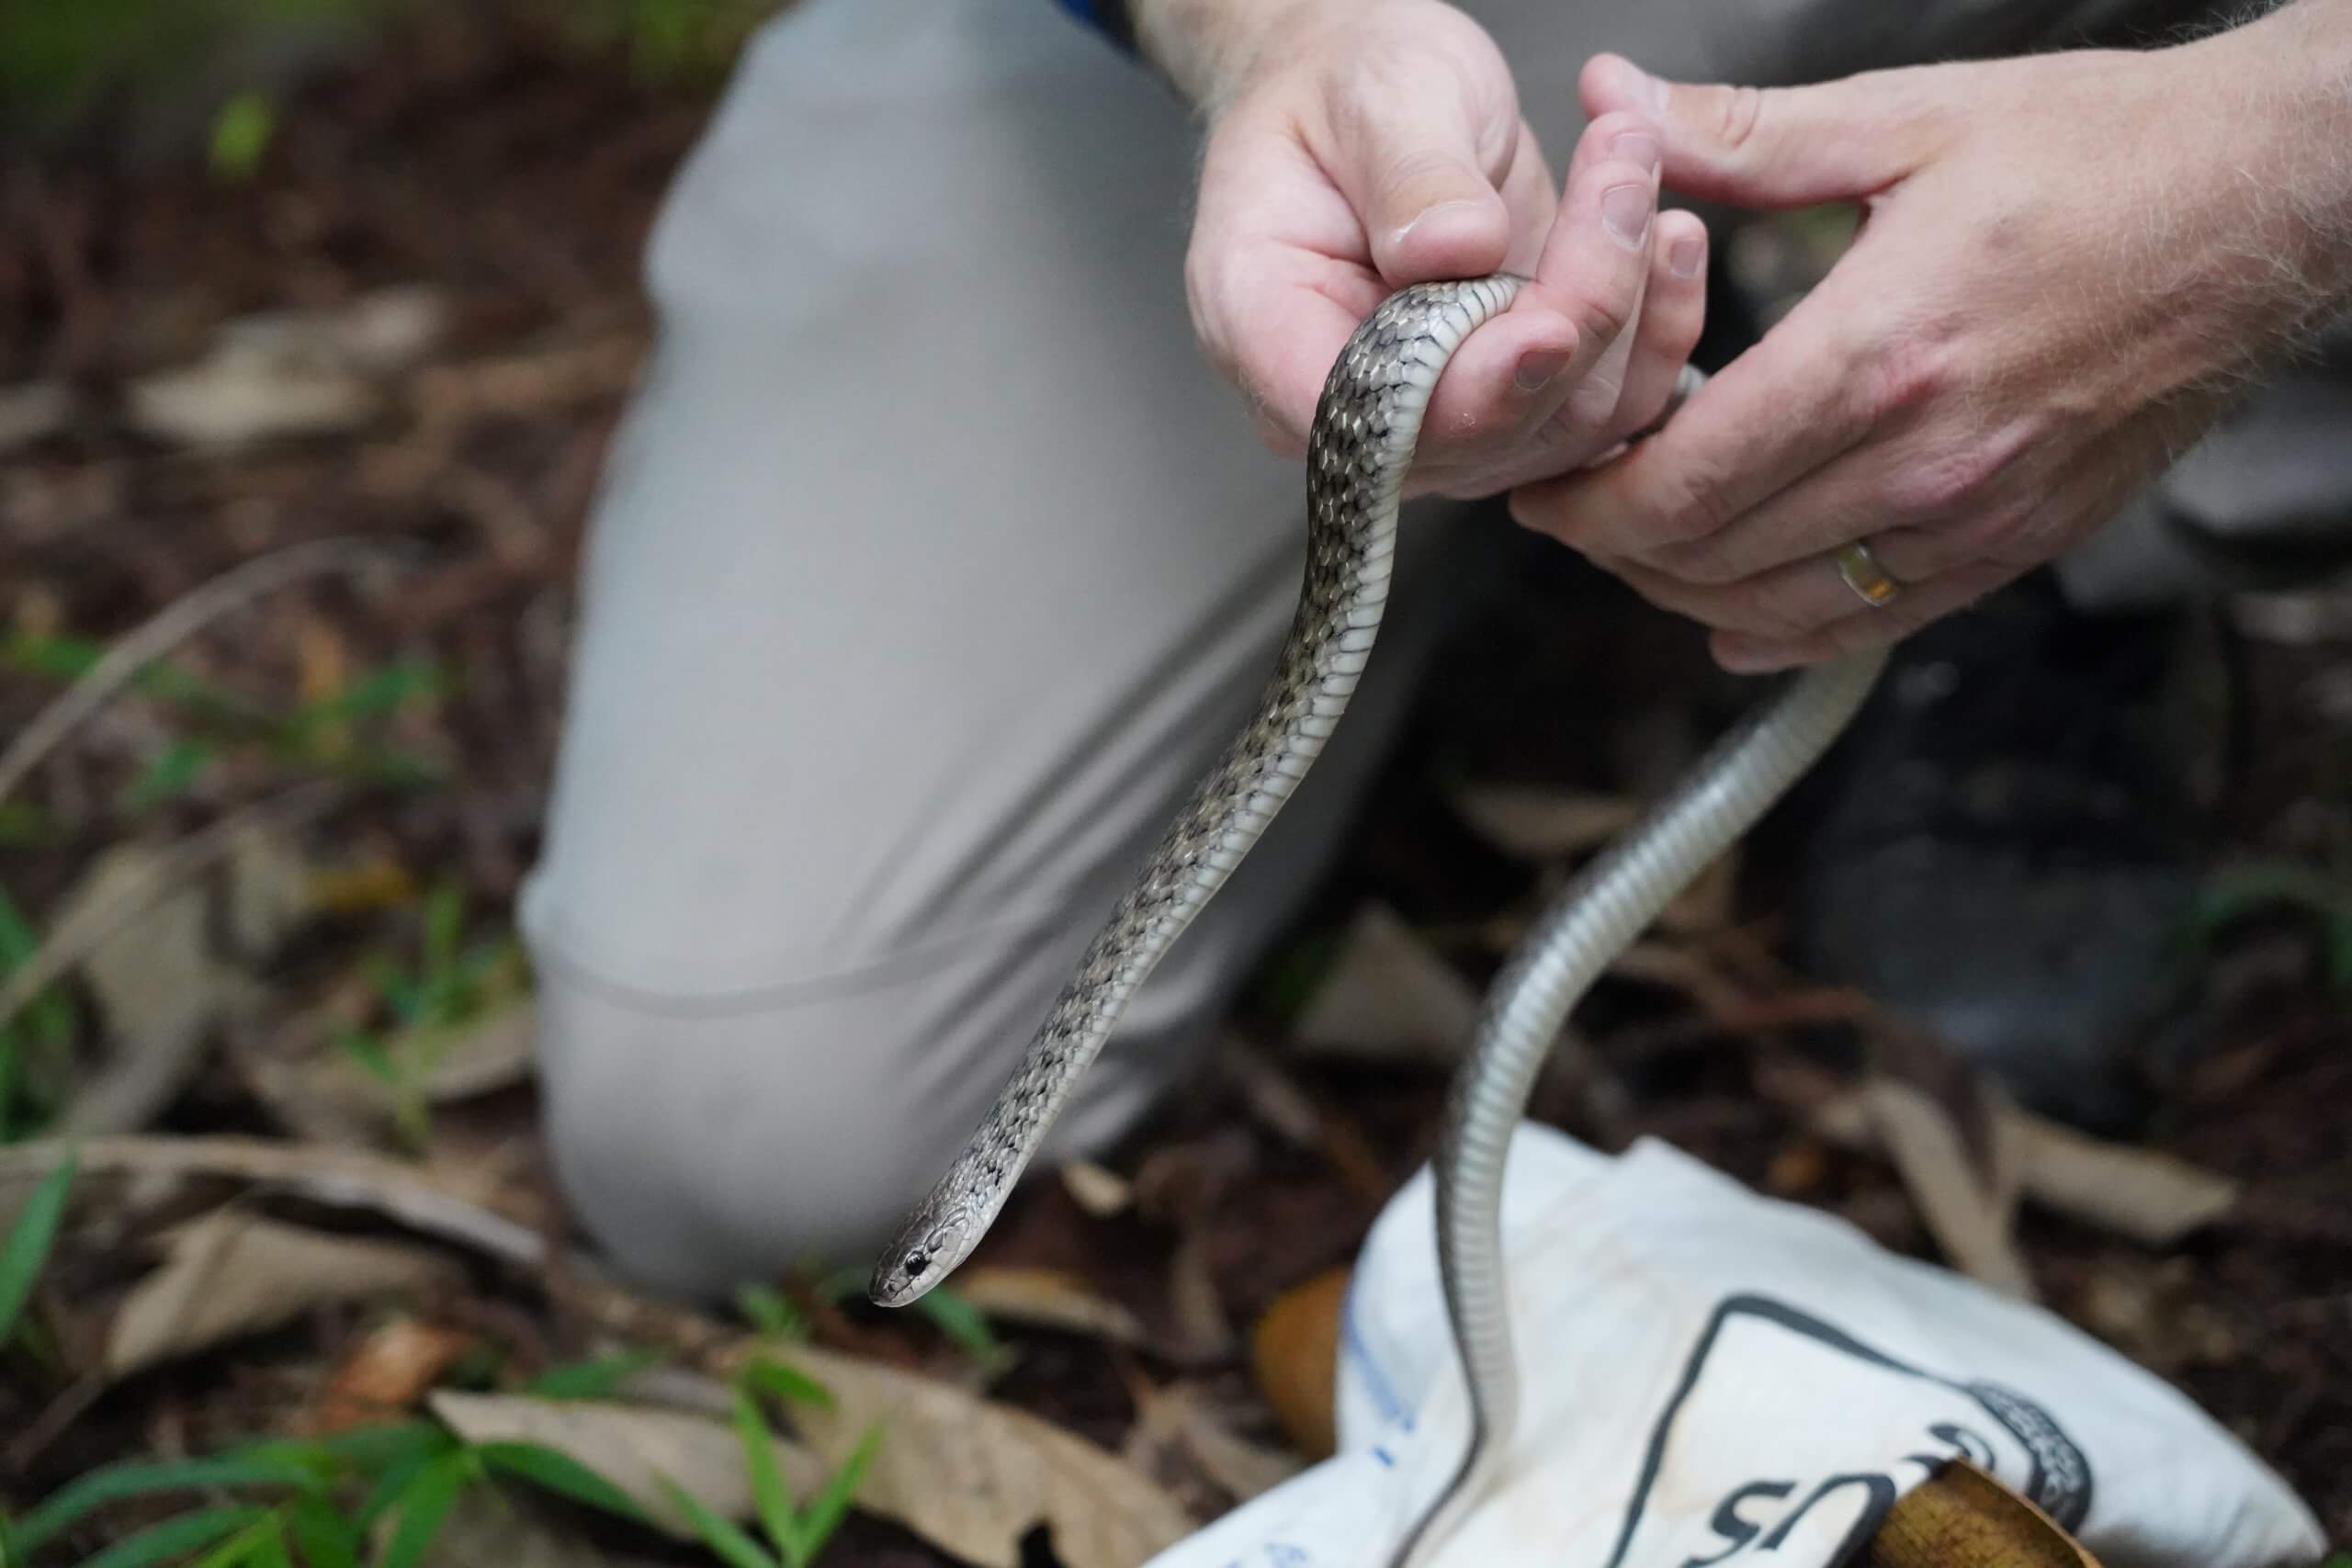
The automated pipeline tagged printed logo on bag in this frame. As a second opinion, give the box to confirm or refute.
[1603,1294,2091,1567]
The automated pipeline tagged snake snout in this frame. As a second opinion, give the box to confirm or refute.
[867,1218,963,1308]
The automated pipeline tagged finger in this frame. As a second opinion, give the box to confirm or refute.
[1415,112,1662,475]
[1597,525,1950,642]
[1325,60,1521,283]
[1577,51,1954,209]
[1506,286,1871,557]
[1211,244,1386,459]
[1708,558,2018,672]
[1187,125,1391,455]
[1587,209,1708,445]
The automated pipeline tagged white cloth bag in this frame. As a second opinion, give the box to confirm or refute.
[1145,1128,2324,1568]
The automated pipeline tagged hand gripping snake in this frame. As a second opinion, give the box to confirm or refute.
[871,276,1890,1564]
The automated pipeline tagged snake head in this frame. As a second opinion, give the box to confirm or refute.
[867,1204,978,1308]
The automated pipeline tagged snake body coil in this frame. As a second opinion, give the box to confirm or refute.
[872,276,1886,1565]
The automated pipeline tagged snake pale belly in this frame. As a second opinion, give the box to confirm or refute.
[871,275,1887,1565]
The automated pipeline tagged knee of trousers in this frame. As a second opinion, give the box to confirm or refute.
[527,908,1211,1303]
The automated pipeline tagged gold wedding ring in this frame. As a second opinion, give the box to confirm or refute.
[1834,541,1902,608]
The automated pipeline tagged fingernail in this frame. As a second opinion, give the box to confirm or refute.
[1668,233,1705,279]
[1611,130,1660,175]
[1515,348,1573,393]
[1602,183,1653,249]
[1390,197,1485,253]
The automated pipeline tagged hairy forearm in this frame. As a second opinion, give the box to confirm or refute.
[2191,0,2352,330]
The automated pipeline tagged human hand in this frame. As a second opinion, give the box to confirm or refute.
[1515,23,2352,671]
[1175,0,1711,499]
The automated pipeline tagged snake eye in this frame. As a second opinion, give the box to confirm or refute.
[902,1251,930,1279]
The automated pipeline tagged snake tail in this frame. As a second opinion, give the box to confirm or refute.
[1388,643,1885,1568]
[869,276,1529,1308]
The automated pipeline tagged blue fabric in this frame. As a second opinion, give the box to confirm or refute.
[1055,0,1136,50]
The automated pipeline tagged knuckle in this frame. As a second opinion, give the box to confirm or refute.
[1860,334,1952,418]
[1712,85,1768,153]
[1659,456,1738,543]
[1885,441,2004,515]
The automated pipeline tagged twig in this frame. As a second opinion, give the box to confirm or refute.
[0,537,409,809]
[0,782,343,1043]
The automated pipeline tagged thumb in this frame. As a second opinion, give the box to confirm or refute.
[1579,52,1948,208]
[1321,76,1518,282]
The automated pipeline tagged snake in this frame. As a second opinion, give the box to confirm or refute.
[870,275,1891,1564]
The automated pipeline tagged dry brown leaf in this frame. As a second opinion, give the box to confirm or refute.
[1125,1379,1303,1504]
[2012,1117,2237,1246]
[952,1267,1149,1348]
[1862,1461,2101,1567]
[1058,1158,1134,1217]
[313,1316,480,1432]
[430,1390,752,1538]
[107,1210,463,1377]
[0,1134,546,1268]
[1448,784,1639,860]
[1250,1267,1349,1461]
[405,1484,665,1568]
[1290,902,1478,1064]
[775,1343,1197,1568]
[1809,1092,2238,1247]
[1860,1079,2037,1301]
[50,828,314,1136]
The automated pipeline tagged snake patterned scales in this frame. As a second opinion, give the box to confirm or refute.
[871,275,1889,1566]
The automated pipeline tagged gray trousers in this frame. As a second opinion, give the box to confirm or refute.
[519,0,2350,1297]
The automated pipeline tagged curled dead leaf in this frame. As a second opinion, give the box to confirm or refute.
[107,1209,462,1378]
[1862,1461,2102,1567]
[765,1343,1197,1568]
[1250,1267,1349,1461]
[430,1390,751,1538]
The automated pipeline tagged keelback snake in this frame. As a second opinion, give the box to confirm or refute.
[872,275,1890,1564]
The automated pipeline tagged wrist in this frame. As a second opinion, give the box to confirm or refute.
[1127,0,1351,114]
[2180,0,2352,332]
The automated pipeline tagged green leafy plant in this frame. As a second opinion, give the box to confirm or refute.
[18,1421,649,1568]
[334,881,529,1150]
[815,1267,1007,1373]
[0,880,79,1142]
[208,91,276,180]
[3,633,449,818]
[659,1378,881,1568]
[0,1147,75,1347]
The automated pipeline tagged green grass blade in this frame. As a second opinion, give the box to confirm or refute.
[16,1450,314,1553]
[77,1506,269,1568]
[740,1357,833,1413]
[732,1388,800,1560]
[283,1495,360,1568]
[477,1442,650,1525]
[116,737,214,813]
[781,1425,881,1568]
[653,1478,777,1568]
[350,1430,459,1532]
[0,1147,76,1345]
[910,1286,1000,1362]
[733,1283,806,1341]
[188,1511,283,1568]
[375,1451,472,1568]
[524,1347,670,1400]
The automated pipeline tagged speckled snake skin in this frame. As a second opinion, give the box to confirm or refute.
[872,276,1888,1565]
